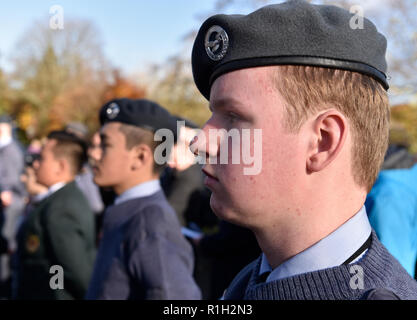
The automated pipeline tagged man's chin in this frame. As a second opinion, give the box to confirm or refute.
[210,196,238,224]
[93,176,110,188]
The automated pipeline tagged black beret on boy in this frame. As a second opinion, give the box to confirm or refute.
[99,98,177,139]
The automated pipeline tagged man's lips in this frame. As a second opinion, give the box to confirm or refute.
[202,168,219,181]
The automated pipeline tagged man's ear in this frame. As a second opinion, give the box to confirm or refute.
[131,144,153,171]
[306,110,347,173]
[57,157,70,175]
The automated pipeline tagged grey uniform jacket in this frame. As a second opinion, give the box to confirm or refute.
[86,190,201,300]
[0,140,25,198]
[0,141,26,251]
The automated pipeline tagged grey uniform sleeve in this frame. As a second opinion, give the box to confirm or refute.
[125,206,201,300]
[75,170,104,214]
[0,144,24,195]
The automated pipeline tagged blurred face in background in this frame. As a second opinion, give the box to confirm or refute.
[21,166,48,197]
[88,132,102,166]
[91,122,138,195]
[168,126,198,171]
[33,139,62,188]
[0,123,12,140]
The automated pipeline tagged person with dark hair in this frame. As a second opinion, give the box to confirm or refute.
[86,98,201,300]
[15,130,96,300]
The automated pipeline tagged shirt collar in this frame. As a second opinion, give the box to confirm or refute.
[114,180,161,206]
[45,182,67,199]
[259,206,372,282]
[32,191,49,203]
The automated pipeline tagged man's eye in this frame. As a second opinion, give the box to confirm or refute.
[228,112,239,123]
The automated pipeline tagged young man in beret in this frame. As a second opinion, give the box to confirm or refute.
[16,131,96,299]
[190,0,417,299]
[86,98,201,300]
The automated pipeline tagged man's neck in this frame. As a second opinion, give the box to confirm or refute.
[254,196,366,269]
[47,177,73,189]
[114,175,159,196]
[45,180,70,198]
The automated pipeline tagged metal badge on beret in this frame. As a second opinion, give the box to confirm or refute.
[106,102,120,120]
[205,25,229,61]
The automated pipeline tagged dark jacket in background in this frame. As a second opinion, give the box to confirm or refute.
[16,182,96,300]
[182,187,260,299]
[161,165,207,227]
[197,221,261,299]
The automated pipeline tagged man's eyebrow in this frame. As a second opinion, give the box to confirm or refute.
[209,97,252,120]
[209,97,244,112]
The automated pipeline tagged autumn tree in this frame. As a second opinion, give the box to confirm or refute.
[102,70,147,102]
[146,55,210,126]
[10,17,111,138]
[390,103,417,153]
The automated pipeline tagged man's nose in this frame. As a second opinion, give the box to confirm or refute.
[32,160,39,170]
[90,147,102,162]
[189,122,219,160]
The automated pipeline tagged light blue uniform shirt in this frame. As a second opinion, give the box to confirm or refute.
[259,206,372,282]
[113,180,161,206]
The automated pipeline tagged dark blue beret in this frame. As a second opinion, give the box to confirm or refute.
[99,98,177,141]
[192,0,388,100]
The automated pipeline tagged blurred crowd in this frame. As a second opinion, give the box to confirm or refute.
[0,97,416,300]
[0,105,260,300]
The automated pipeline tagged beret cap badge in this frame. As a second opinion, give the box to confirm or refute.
[205,25,229,61]
[106,102,120,120]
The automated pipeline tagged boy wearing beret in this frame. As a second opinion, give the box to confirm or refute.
[86,98,201,300]
[190,0,417,299]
